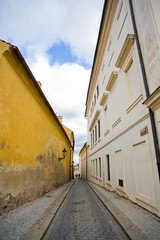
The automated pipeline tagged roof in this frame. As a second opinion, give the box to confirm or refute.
[79,142,87,155]
[0,39,72,147]
[85,0,108,117]
[62,124,75,150]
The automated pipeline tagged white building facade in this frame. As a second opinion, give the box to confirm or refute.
[85,0,160,216]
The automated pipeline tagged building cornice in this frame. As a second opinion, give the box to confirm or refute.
[143,86,160,112]
[85,0,118,117]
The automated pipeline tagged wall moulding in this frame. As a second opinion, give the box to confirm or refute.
[105,71,118,91]
[100,92,109,106]
[112,117,122,128]
[115,34,135,68]
[89,111,149,157]
[104,129,110,136]
[126,94,143,114]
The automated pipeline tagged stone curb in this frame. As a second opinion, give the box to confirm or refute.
[26,180,75,240]
[87,181,142,240]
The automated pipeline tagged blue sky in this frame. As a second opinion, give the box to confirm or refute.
[47,42,91,69]
[47,42,78,65]
[0,0,104,163]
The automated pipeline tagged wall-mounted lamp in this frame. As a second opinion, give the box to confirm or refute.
[58,148,67,161]
[70,161,74,168]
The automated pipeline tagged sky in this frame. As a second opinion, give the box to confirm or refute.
[0,0,104,164]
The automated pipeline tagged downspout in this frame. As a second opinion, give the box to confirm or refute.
[128,0,160,181]
[86,145,87,180]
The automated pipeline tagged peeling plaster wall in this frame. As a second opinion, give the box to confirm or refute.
[0,45,71,215]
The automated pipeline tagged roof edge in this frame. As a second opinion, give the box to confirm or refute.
[6,43,72,147]
[85,0,108,117]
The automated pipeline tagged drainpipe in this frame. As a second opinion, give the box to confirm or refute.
[128,0,160,181]
[86,144,87,180]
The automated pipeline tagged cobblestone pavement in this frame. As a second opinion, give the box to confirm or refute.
[43,178,129,240]
[88,181,160,240]
[0,181,74,240]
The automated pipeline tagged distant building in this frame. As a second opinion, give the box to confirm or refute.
[79,143,87,179]
[0,40,74,215]
[85,0,160,216]
[74,164,80,178]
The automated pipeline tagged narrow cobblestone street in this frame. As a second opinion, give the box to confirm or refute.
[43,178,129,240]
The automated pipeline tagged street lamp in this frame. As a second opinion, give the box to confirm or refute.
[58,148,67,161]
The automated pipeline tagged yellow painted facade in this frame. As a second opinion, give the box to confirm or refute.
[0,40,73,214]
[79,143,87,179]
[60,119,75,180]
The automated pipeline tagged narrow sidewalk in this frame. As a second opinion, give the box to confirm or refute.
[87,180,160,240]
[0,180,75,240]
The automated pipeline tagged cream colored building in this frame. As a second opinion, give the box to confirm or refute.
[79,143,87,179]
[85,0,160,216]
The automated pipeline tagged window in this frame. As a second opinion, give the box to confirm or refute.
[124,54,142,112]
[91,160,92,174]
[93,160,95,176]
[94,94,96,105]
[92,102,94,112]
[93,130,94,144]
[125,59,138,104]
[95,125,97,142]
[104,106,108,132]
[110,78,119,124]
[91,133,92,147]
[99,158,101,178]
[98,120,101,138]
[97,85,99,98]
[96,159,98,176]
[106,155,110,181]
[90,108,92,117]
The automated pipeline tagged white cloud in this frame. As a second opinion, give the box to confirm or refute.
[0,0,104,163]
[31,56,90,163]
[0,0,104,65]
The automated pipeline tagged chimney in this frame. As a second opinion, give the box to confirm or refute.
[58,116,63,124]
[37,81,42,88]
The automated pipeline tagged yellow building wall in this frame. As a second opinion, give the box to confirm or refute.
[62,125,74,180]
[0,43,72,214]
[79,144,87,179]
